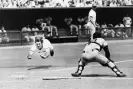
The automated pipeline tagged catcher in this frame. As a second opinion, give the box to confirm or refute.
[27,35,54,59]
[71,32,126,77]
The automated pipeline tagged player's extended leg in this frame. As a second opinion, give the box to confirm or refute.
[71,47,98,77]
[96,54,126,77]
[107,60,126,77]
[71,58,86,77]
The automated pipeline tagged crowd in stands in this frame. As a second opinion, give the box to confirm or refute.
[0,15,132,43]
[0,0,133,8]
[100,16,132,38]
[20,15,132,42]
[0,26,9,43]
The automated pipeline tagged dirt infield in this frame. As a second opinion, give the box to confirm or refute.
[0,39,133,89]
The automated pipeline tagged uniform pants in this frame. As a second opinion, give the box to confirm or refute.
[86,21,96,40]
[81,45,108,65]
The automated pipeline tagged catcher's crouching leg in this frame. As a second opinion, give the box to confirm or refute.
[71,58,86,77]
[106,59,126,77]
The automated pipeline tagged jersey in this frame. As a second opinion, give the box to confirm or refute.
[89,38,108,51]
[123,16,132,27]
[88,9,96,22]
[0,30,7,38]
[30,38,53,53]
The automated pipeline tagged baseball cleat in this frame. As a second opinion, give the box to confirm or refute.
[117,72,126,77]
[71,72,81,77]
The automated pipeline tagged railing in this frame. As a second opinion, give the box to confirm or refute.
[78,26,133,41]
[0,26,132,46]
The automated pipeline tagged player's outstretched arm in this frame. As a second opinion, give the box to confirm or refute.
[27,50,34,59]
[27,54,32,59]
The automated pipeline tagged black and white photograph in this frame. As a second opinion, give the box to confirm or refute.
[0,0,133,89]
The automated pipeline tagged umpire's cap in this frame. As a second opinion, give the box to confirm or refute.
[93,32,101,39]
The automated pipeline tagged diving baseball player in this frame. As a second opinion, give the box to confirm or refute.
[87,4,97,41]
[27,35,54,59]
[71,32,126,77]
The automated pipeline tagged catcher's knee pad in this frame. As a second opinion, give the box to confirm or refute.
[106,59,116,68]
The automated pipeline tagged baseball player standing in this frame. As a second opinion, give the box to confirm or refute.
[71,32,126,77]
[27,35,54,60]
[87,4,97,42]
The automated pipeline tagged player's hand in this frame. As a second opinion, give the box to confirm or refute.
[27,54,32,59]
[50,50,54,56]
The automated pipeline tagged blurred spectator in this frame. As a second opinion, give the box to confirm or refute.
[6,0,18,8]
[51,0,62,7]
[101,23,108,37]
[64,17,78,35]
[107,24,115,37]
[68,0,76,7]
[30,25,39,42]
[75,1,84,7]
[84,0,93,7]
[41,21,51,37]
[115,22,128,38]
[25,0,36,8]
[76,16,85,35]
[83,16,88,28]
[36,18,44,30]
[77,16,85,29]
[31,25,39,36]
[21,25,33,42]
[1,0,133,8]
[44,17,59,37]
[110,0,117,6]
[36,18,52,37]
[0,26,10,43]
[123,15,132,37]
[123,15,132,27]
[95,0,103,7]
[101,23,115,37]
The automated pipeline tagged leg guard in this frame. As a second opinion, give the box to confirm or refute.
[71,58,86,77]
[107,60,126,77]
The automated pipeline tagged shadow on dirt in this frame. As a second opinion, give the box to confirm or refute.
[81,74,116,77]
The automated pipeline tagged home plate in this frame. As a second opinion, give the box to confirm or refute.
[42,76,81,80]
